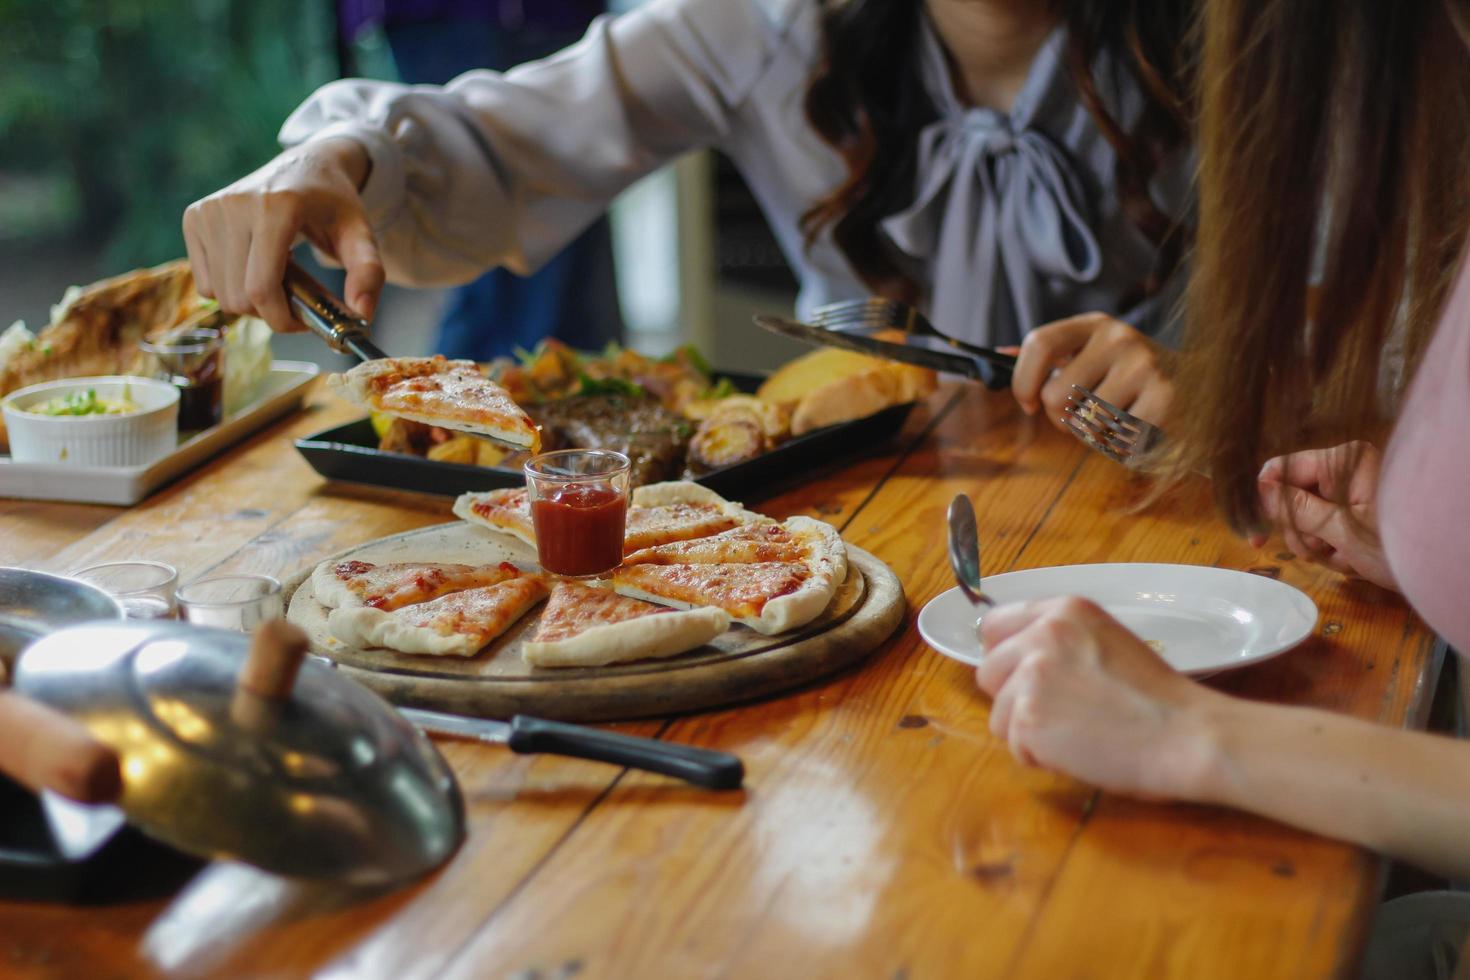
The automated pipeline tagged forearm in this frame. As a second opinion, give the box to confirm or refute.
[1181,692,1470,878]
[277,0,778,288]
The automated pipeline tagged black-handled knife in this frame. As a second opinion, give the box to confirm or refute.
[400,708,745,791]
[753,313,1018,381]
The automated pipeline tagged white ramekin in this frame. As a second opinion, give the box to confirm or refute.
[3,376,180,467]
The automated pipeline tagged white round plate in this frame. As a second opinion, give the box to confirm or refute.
[918,563,1318,677]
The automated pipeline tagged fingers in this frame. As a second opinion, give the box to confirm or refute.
[182,204,214,302]
[1259,481,1353,564]
[330,215,385,322]
[243,205,304,334]
[1011,314,1111,415]
[1258,482,1338,538]
[1258,441,1377,499]
[1020,316,1169,429]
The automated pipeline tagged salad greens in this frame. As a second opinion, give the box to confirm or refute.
[32,386,139,417]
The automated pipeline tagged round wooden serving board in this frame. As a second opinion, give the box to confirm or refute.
[283,521,905,722]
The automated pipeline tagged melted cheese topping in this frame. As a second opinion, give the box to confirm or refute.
[397,576,548,639]
[622,502,741,552]
[615,561,808,618]
[622,521,805,565]
[364,357,534,442]
[533,581,669,643]
[332,560,520,610]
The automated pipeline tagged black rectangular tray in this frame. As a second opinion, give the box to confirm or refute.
[294,371,914,501]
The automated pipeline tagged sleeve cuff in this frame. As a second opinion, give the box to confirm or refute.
[297,120,409,232]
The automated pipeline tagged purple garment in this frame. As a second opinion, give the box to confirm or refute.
[338,1,604,43]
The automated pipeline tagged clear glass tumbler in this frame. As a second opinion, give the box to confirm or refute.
[70,560,179,620]
[523,449,631,577]
[176,574,283,632]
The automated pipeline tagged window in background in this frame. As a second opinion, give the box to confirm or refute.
[0,0,339,332]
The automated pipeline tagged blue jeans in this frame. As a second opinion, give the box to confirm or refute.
[383,17,623,359]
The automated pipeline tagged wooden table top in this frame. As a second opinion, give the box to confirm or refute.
[0,382,1439,979]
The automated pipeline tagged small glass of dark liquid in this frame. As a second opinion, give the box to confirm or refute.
[139,328,224,432]
[524,449,631,577]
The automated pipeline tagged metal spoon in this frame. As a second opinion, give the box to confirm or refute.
[946,494,995,611]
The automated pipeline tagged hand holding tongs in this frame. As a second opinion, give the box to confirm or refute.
[284,260,390,363]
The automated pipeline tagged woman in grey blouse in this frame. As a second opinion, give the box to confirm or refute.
[185,0,1194,425]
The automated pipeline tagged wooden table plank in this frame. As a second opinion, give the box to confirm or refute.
[0,387,953,979]
[434,387,1435,980]
[436,388,1105,979]
[0,498,117,567]
[0,383,1438,979]
[1001,453,1436,980]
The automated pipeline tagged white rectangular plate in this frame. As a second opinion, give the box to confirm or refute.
[0,360,320,506]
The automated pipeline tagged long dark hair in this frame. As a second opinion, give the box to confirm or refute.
[800,1,1196,307]
[1166,0,1470,532]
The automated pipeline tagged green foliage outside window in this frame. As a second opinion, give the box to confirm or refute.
[0,0,337,267]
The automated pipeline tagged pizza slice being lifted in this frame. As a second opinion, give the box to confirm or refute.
[522,580,729,668]
[454,487,536,548]
[311,558,525,611]
[328,572,549,657]
[330,355,540,450]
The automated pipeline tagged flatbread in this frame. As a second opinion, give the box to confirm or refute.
[613,557,838,636]
[329,356,540,450]
[622,515,847,582]
[522,580,729,668]
[454,488,536,547]
[310,558,524,611]
[328,574,549,657]
[623,481,766,552]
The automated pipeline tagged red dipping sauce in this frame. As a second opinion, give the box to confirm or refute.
[531,483,628,577]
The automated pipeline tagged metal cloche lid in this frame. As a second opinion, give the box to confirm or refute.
[13,620,464,886]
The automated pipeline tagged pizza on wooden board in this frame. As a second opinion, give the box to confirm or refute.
[311,559,525,611]
[522,580,729,668]
[612,516,845,636]
[330,356,540,450]
[328,573,549,657]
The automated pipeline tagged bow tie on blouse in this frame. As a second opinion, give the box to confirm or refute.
[881,109,1104,346]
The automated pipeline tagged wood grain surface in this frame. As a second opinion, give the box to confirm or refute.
[0,383,1439,980]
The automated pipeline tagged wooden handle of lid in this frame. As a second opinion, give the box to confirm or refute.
[237,620,310,701]
[0,690,122,804]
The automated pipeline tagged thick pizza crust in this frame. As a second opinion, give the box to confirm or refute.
[311,560,357,610]
[610,511,846,635]
[613,564,838,635]
[784,515,848,584]
[629,480,764,523]
[630,481,732,509]
[327,578,546,657]
[453,491,536,547]
[522,605,730,668]
[328,358,538,449]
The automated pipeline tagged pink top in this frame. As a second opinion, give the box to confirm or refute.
[1380,254,1470,652]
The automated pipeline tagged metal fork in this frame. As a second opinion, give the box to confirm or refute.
[810,297,1017,368]
[1061,385,1165,468]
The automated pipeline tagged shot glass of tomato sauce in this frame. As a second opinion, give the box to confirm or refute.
[523,449,631,577]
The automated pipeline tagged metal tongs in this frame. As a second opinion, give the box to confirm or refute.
[754,298,1018,389]
[284,260,389,363]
